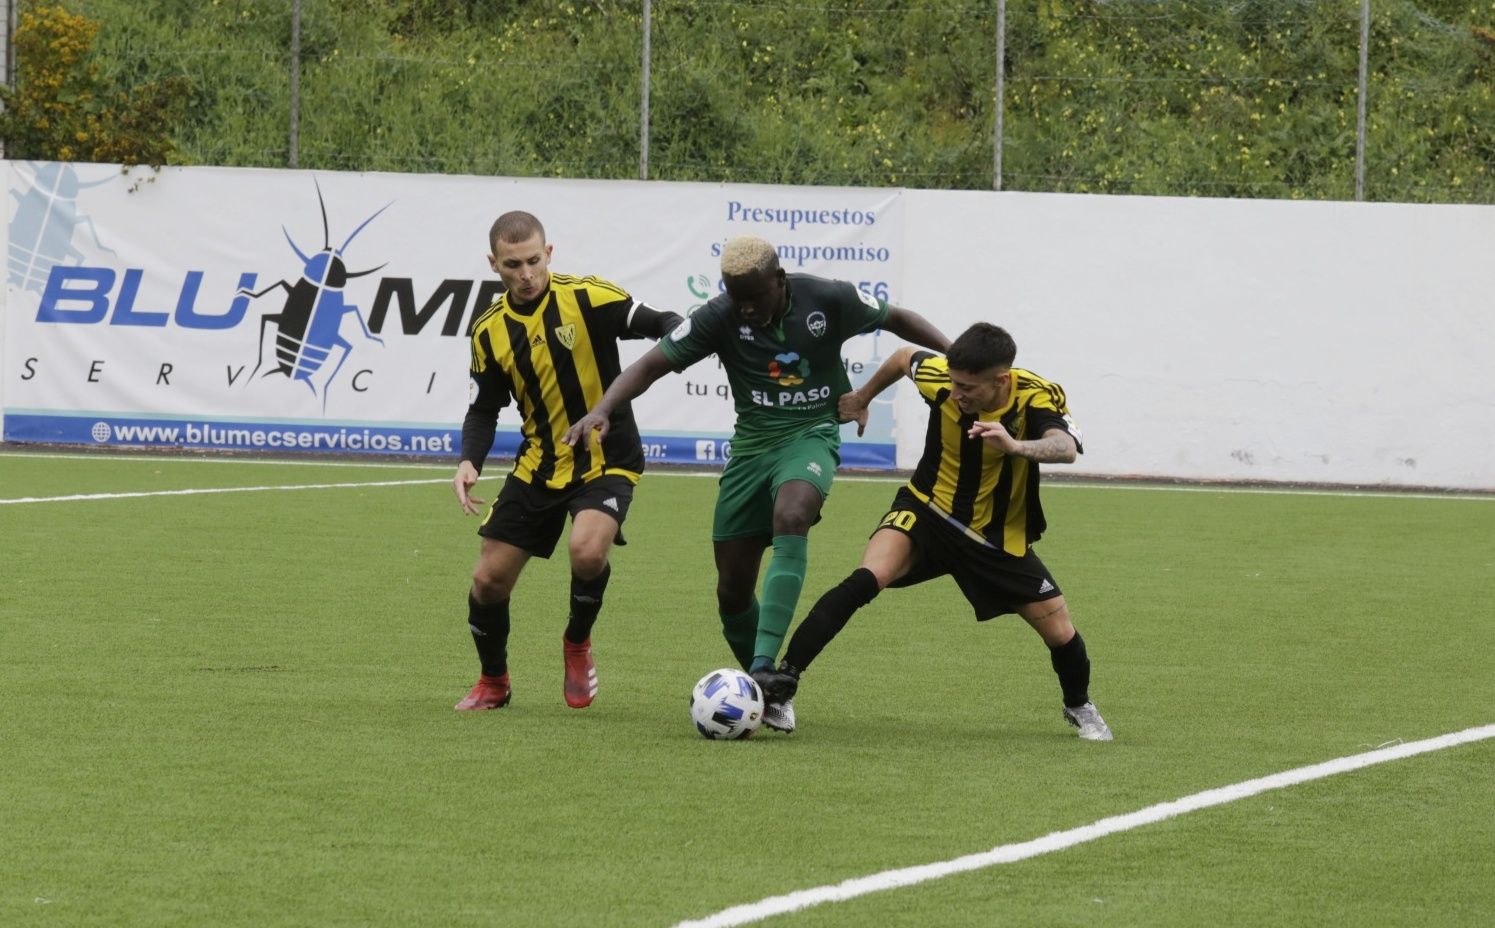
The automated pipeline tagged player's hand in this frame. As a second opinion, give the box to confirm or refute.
[968,419,1018,452]
[562,412,610,447]
[837,390,870,437]
[453,461,485,516]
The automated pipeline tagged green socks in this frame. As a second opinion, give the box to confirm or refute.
[752,534,809,669]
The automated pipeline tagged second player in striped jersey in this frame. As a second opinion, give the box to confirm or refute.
[452,210,682,714]
[756,322,1115,741]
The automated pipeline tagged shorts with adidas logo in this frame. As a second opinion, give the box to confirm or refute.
[479,473,635,558]
[880,488,1062,621]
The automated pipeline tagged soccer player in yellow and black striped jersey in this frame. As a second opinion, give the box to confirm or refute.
[757,322,1115,741]
[451,211,682,713]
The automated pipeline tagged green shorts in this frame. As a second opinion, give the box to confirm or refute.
[712,430,840,542]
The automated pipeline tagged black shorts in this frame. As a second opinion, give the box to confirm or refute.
[881,488,1062,621]
[478,474,634,558]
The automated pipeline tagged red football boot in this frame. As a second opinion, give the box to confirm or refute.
[562,636,598,708]
[454,672,511,711]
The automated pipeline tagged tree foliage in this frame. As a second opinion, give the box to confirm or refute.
[10,0,1495,202]
[0,3,190,164]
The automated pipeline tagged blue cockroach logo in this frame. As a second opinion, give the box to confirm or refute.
[240,180,392,409]
[8,162,117,294]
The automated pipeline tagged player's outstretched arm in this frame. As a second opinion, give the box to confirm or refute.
[839,346,917,437]
[625,303,685,339]
[883,305,950,353]
[562,345,676,447]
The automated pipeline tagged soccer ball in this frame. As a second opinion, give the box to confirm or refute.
[689,668,764,740]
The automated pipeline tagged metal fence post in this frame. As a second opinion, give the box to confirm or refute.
[1355,0,1369,201]
[3,0,14,87]
[640,0,651,180]
[2,0,14,158]
[289,0,301,169]
[994,0,1005,191]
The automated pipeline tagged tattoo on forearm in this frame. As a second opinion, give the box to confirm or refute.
[1022,432,1075,463]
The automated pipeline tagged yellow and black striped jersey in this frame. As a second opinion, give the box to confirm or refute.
[467,273,669,489]
[906,352,1082,556]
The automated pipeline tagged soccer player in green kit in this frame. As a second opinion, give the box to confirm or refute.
[564,235,947,731]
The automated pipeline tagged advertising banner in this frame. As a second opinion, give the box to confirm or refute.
[3,162,905,466]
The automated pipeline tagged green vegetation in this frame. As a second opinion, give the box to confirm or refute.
[0,4,190,164]
[2,453,1493,926]
[6,1,1495,200]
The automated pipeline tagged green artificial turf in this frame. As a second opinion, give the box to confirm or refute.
[2,451,1491,927]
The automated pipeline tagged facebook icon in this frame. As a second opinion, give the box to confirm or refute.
[695,440,716,461]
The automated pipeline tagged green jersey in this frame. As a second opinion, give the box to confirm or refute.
[658,274,889,457]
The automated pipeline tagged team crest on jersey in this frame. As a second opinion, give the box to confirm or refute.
[553,323,577,350]
[806,311,827,338]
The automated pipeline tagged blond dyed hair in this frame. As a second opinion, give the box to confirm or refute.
[719,235,779,277]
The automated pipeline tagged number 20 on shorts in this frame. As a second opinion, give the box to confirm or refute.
[880,509,917,532]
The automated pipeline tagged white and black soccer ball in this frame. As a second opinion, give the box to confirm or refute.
[689,668,764,740]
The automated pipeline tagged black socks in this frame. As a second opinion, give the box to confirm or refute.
[782,567,882,671]
[468,591,512,677]
[564,562,611,645]
[1049,629,1091,708]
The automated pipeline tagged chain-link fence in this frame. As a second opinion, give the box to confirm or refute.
[31,1,1495,202]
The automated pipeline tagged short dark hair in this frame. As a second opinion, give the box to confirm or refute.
[946,322,1017,373]
[489,211,546,251]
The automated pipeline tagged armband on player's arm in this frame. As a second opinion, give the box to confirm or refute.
[624,302,685,340]
[460,405,498,474]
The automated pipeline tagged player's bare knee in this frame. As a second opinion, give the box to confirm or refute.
[1023,599,1074,644]
[569,547,609,580]
[772,518,813,538]
[771,485,822,537]
[471,565,517,601]
[470,574,512,603]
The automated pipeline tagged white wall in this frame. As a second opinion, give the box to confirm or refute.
[900,190,1495,491]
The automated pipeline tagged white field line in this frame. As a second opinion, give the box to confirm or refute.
[0,478,448,505]
[674,723,1495,928]
[0,450,451,472]
[1,451,1489,500]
